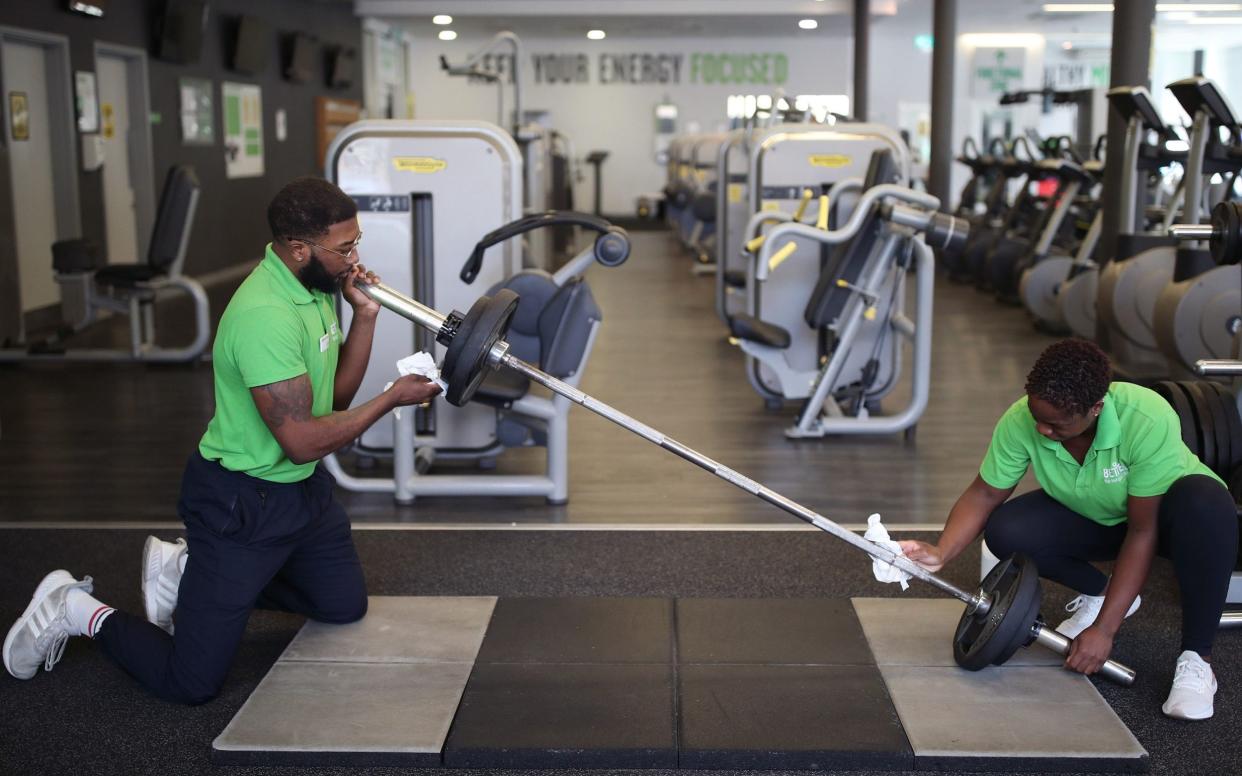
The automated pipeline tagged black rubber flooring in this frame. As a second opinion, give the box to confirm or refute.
[0,528,1237,776]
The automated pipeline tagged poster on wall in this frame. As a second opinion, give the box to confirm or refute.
[222,81,264,178]
[971,47,1026,98]
[75,72,99,133]
[179,77,214,145]
[9,92,29,141]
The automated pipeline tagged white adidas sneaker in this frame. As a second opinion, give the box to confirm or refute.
[142,536,187,635]
[3,570,94,680]
[1163,650,1217,720]
[1056,593,1142,639]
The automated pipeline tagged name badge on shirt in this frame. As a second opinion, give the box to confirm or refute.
[320,333,330,353]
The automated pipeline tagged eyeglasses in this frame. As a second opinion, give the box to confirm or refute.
[292,232,363,260]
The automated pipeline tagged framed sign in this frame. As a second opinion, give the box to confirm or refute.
[9,91,29,141]
[222,81,264,178]
[178,77,214,145]
[75,71,99,133]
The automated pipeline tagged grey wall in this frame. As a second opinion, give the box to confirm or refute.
[0,0,362,278]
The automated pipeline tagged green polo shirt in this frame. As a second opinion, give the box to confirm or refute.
[198,245,342,482]
[980,382,1222,526]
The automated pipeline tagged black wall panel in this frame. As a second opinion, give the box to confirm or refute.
[0,0,363,276]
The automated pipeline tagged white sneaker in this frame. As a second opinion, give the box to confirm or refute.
[142,536,187,635]
[1163,650,1216,720]
[3,570,94,680]
[1056,593,1142,639]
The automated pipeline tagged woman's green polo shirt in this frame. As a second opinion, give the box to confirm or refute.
[980,382,1222,526]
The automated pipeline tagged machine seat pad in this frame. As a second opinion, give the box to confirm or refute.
[723,270,746,289]
[94,264,164,288]
[729,314,792,349]
[473,368,532,407]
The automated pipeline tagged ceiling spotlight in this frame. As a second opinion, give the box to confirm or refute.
[587,29,606,40]
[438,30,457,41]
[432,14,452,25]
[799,19,819,30]
[1062,41,1074,49]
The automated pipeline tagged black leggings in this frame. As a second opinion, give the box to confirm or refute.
[983,474,1237,656]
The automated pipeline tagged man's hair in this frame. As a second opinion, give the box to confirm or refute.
[1024,338,1112,416]
[267,177,357,243]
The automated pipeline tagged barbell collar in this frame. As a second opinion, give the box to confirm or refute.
[1169,224,1215,240]
[1029,621,1136,686]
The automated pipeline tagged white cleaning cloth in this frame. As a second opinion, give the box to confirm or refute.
[864,513,911,591]
[396,351,448,392]
[386,351,448,420]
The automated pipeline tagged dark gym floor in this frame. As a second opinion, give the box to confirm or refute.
[3,230,1228,776]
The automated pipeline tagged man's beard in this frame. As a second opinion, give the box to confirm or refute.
[298,252,342,294]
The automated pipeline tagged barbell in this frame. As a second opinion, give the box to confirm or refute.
[360,281,1136,686]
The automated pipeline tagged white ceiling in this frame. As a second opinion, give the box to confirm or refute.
[354,0,1242,44]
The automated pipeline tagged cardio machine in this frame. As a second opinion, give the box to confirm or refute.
[1098,78,1232,378]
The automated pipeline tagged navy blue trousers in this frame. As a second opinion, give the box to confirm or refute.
[983,474,1237,655]
[95,453,367,704]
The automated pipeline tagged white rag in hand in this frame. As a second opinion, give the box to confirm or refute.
[396,351,448,392]
[864,513,911,591]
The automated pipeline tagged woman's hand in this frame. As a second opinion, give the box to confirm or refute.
[897,540,945,573]
[1065,624,1115,675]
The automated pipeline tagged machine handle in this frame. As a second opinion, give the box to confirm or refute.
[460,211,626,283]
[791,189,815,222]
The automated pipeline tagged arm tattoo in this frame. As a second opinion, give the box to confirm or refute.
[258,377,313,428]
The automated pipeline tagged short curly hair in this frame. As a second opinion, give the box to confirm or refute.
[267,177,357,243]
[1024,338,1112,417]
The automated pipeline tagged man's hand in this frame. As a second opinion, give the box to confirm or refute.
[897,540,945,572]
[342,264,381,315]
[1065,624,1114,675]
[386,374,442,407]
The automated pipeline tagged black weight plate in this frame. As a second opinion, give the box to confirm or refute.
[443,289,519,407]
[1171,381,1211,469]
[954,553,1042,671]
[1182,381,1222,476]
[1229,465,1242,504]
[1153,381,1201,458]
[1207,381,1242,472]
[1205,383,1234,478]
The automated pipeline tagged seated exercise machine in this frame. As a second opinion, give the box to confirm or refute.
[0,165,208,363]
[354,254,1137,685]
[320,120,627,504]
[723,126,911,401]
[729,154,965,438]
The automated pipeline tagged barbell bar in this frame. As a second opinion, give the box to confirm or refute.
[360,281,1136,686]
